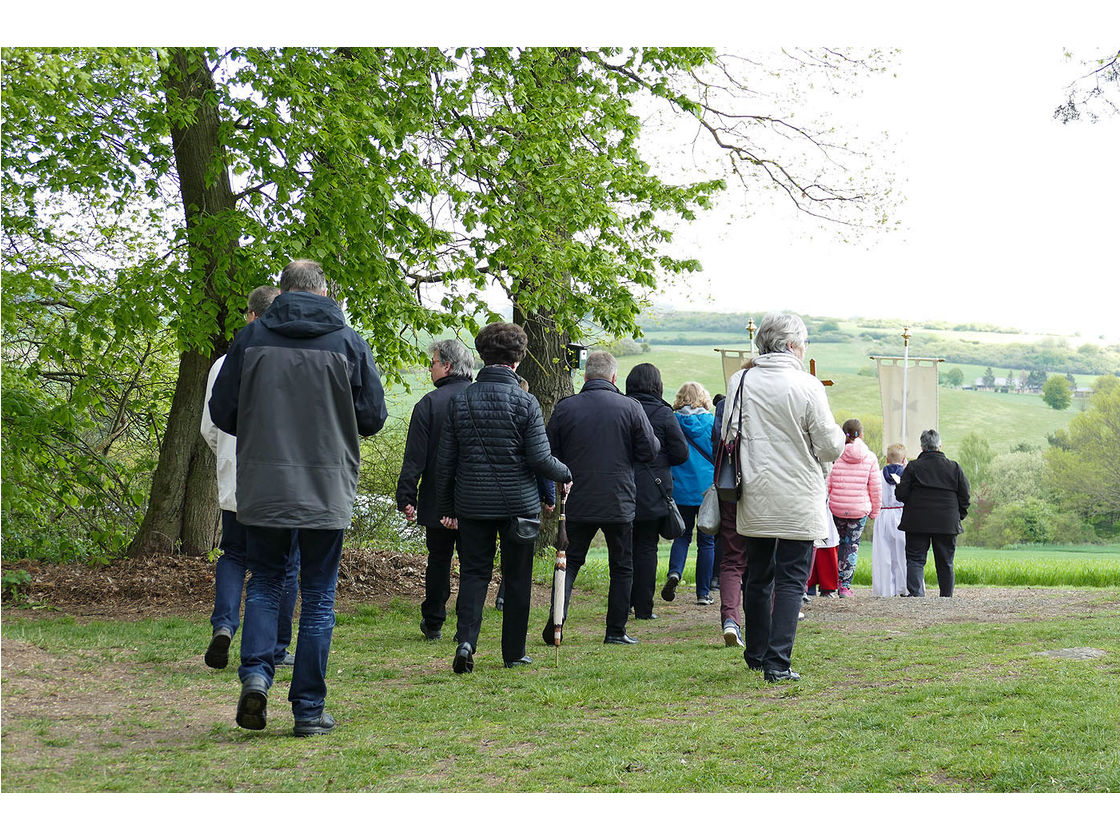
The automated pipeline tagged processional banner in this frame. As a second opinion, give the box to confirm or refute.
[875,357,940,458]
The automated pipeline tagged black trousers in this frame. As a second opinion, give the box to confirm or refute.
[546,520,634,637]
[454,518,534,663]
[742,537,813,672]
[630,518,662,619]
[905,532,957,597]
[421,525,460,631]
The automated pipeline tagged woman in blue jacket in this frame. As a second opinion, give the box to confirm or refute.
[663,382,717,605]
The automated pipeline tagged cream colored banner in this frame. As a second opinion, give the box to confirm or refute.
[877,358,940,458]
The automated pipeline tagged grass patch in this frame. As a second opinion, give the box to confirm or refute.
[3,579,1119,792]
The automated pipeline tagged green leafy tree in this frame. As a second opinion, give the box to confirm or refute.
[3,47,464,555]
[942,367,964,388]
[956,433,995,489]
[1042,375,1073,410]
[4,46,897,559]
[1045,385,1120,529]
[982,367,996,389]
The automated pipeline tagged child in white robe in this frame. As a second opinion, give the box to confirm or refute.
[872,443,907,596]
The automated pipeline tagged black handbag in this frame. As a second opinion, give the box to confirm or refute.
[645,466,686,540]
[510,515,541,544]
[715,370,747,502]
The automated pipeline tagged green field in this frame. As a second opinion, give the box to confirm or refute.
[611,341,1082,458]
[573,543,1120,592]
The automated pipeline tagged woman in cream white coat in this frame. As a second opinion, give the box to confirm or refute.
[722,312,845,682]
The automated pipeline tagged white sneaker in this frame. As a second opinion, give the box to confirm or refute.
[798,611,805,620]
[722,621,745,648]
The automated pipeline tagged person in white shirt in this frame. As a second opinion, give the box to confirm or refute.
[200,285,300,671]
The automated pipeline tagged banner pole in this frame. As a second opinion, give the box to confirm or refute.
[901,326,911,449]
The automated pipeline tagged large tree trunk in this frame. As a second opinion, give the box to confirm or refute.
[513,303,576,555]
[513,304,574,426]
[129,48,235,557]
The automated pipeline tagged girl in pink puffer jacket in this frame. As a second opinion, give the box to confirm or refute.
[826,419,882,596]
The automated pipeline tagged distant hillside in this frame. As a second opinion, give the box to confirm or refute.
[633,311,1120,377]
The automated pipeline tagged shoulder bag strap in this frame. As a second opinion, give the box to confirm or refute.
[682,429,716,465]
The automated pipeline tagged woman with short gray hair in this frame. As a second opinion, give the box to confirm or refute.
[896,429,971,596]
[721,311,844,682]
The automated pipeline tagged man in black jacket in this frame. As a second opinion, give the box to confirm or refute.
[543,351,661,645]
[896,429,971,597]
[396,339,474,642]
[210,259,387,736]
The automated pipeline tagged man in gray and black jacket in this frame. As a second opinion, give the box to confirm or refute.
[210,259,386,736]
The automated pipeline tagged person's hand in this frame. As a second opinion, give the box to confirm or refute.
[543,503,556,515]
[440,516,458,530]
[403,504,417,523]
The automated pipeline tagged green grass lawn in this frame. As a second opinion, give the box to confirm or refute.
[3,544,1118,793]
[574,543,1120,591]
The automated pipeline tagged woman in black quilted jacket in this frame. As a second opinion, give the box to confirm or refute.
[435,322,571,674]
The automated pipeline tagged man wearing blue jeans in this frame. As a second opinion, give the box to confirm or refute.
[201,285,300,671]
[210,260,386,736]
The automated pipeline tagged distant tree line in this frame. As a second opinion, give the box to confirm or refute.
[635,311,1120,376]
[955,376,1120,547]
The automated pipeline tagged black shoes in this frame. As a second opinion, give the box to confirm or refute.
[763,668,801,683]
[420,619,442,641]
[275,652,296,668]
[542,624,562,646]
[236,675,269,730]
[205,627,232,669]
[294,711,336,737]
[661,573,680,602]
[504,655,533,668]
[452,642,474,674]
[604,633,639,645]
[634,613,658,620]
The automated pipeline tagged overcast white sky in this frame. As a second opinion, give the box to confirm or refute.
[660,38,1120,341]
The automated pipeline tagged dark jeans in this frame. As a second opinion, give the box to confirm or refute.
[240,526,344,720]
[546,520,634,637]
[211,509,299,664]
[668,505,716,598]
[421,525,460,631]
[905,532,957,597]
[743,537,813,672]
[630,518,662,619]
[717,501,748,626]
[454,518,535,663]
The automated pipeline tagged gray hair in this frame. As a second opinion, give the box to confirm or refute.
[279,259,328,293]
[585,350,618,381]
[920,429,941,452]
[246,285,281,318]
[755,311,808,356]
[428,338,475,379]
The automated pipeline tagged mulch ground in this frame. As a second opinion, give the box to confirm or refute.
[1,549,442,620]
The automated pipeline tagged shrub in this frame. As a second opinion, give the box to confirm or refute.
[976,497,1056,547]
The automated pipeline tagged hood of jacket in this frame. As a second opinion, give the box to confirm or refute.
[839,437,875,465]
[260,290,347,339]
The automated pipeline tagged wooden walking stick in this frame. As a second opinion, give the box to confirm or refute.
[552,481,569,661]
